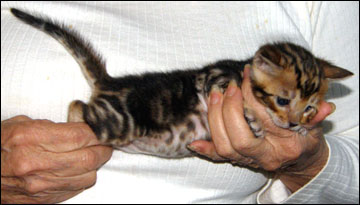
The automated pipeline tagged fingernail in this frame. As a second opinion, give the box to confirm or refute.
[226,80,237,97]
[210,85,221,105]
[187,144,199,152]
[211,85,220,93]
[329,102,336,114]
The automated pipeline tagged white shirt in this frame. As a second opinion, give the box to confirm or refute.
[1,1,358,203]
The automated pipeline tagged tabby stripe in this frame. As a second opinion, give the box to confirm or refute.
[98,94,129,140]
[276,44,296,64]
[83,105,102,138]
[287,43,306,61]
[253,85,273,97]
[294,64,303,90]
[91,100,117,140]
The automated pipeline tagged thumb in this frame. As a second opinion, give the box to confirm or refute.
[188,140,226,161]
[241,64,269,120]
[308,101,335,126]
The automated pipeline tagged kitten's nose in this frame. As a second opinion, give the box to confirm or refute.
[289,122,298,127]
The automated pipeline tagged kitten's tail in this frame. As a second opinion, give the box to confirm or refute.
[10,8,110,89]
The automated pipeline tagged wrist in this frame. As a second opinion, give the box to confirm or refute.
[277,133,329,193]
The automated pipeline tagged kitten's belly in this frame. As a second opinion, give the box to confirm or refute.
[118,113,210,158]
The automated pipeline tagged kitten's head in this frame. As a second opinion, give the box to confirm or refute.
[250,42,353,129]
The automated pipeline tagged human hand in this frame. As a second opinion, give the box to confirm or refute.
[1,115,113,204]
[188,66,332,192]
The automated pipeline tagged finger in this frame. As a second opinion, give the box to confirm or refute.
[43,122,102,152]
[41,189,84,204]
[188,140,226,161]
[32,122,101,152]
[307,101,335,126]
[2,120,101,152]
[1,188,84,204]
[208,87,242,159]
[47,145,113,177]
[1,176,27,191]
[22,171,97,195]
[241,65,270,121]
[2,145,112,177]
[222,80,262,153]
[188,140,259,167]
[223,81,257,139]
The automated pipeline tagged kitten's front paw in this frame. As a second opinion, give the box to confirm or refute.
[244,108,264,138]
[289,125,308,136]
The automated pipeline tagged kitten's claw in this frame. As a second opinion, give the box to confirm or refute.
[298,127,308,136]
[244,108,265,138]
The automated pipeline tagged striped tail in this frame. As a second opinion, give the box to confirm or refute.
[10,8,110,88]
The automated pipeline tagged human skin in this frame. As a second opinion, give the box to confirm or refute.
[1,115,113,204]
[189,65,332,193]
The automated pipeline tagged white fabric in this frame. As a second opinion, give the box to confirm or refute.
[1,1,358,203]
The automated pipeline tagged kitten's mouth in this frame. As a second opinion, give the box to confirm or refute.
[267,109,303,131]
[273,119,304,132]
[272,119,308,136]
[289,122,298,127]
[289,124,302,131]
[287,123,309,136]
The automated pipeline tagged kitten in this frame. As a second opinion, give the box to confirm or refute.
[11,8,353,158]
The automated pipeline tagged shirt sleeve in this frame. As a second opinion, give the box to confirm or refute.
[258,130,359,203]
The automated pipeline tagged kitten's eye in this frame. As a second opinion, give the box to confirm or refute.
[305,105,313,112]
[276,97,290,106]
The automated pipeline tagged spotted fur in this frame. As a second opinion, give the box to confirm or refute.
[11,8,353,158]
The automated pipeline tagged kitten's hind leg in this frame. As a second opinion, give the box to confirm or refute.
[68,100,86,122]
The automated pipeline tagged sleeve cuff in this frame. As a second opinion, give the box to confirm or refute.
[257,139,331,204]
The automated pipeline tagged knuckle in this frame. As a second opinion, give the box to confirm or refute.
[232,141,247,151]
[24,178,41,195]
[9,120,50,145]
[286,146,302,160]
[262,161,281,171]
[9,126,27,145]
[232,138,252,151]
[217,149,235,159]
[262,164,275,171]
[13,159,32,176]
[12,115,31,122]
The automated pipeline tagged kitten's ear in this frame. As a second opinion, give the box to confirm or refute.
[318,59,354,79]
[254,46,282,75]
